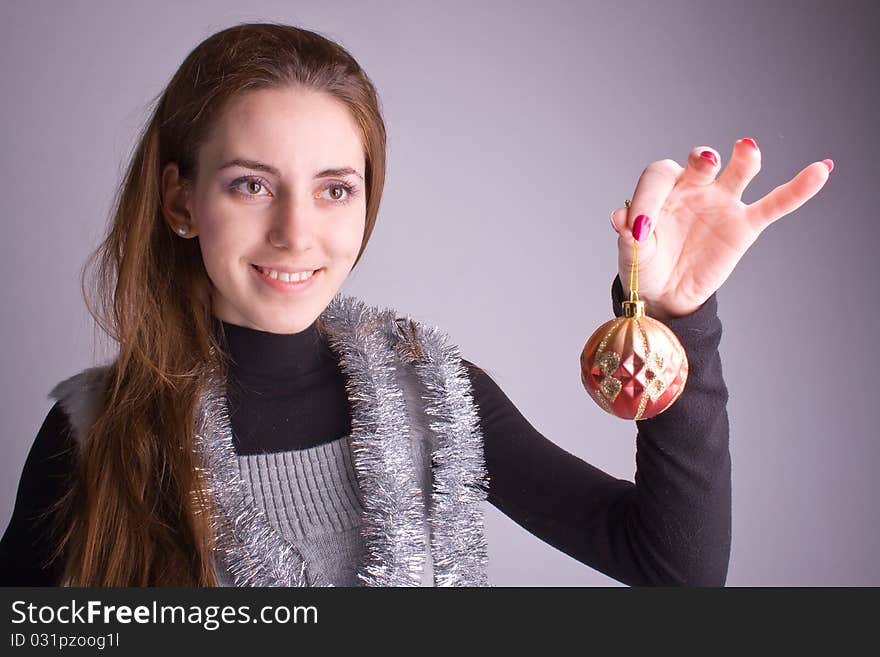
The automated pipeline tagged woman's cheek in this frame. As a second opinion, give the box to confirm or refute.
[191,198,224,234]
[196,205,243,250]
[192,216,239,278]
[329,211,366,254]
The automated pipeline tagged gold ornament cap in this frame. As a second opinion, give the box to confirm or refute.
[622,299,645,318]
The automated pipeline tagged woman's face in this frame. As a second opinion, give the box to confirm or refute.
[174,86,367,334]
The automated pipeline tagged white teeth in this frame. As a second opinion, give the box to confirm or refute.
[257,266,315,283]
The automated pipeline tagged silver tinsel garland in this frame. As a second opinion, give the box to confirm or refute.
[196,293,491,587]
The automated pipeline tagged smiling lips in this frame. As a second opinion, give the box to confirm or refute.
[253,264,318,283]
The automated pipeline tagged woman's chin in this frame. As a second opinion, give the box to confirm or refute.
[255,310,322,334]
[210,308,318,334]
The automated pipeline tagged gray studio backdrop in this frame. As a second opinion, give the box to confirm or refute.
[2,0,877,586]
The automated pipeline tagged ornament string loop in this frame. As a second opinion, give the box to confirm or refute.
[624,198,639,304]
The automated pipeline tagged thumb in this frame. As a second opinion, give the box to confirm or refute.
[611,206,641,248]
[610,207,627,234]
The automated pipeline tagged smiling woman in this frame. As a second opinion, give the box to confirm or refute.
[0,23,389,587]
[1,20,774,588]
[161,86,370,334]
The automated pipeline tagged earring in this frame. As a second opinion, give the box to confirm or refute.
[177,225,189,235]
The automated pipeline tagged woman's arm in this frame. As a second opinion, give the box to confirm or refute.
[466,274,730,586]
[0,402,76,586]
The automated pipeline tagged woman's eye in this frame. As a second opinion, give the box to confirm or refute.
[230,176,271,198]
[321,182,356,204]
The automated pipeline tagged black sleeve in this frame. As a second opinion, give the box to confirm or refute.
[465,274,731,586]
[0,402,76,586]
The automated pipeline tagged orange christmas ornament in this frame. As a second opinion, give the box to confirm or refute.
[580,202,689,420]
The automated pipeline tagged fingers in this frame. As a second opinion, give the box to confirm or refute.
[615,159,682,244]
[745,160,833,232]
[716,137,762,198]
[678,146,722,187]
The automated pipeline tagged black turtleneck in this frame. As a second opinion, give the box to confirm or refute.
[220,318,352,454]
[1,277,732,586]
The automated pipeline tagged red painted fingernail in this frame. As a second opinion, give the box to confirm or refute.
[741,137,759,151]
[700,150,718,166]
[822,158,834,174]
[633,214,652,241]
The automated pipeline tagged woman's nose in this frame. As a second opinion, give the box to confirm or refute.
[267,198,315,251]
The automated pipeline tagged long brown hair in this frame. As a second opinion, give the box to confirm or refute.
[52,22,387,586]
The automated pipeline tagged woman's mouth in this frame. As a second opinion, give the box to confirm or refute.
[254,264,317,282]
[251,264,323,292]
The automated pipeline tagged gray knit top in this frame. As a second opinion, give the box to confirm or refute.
[235,438,366,586]
[214,435,434,587]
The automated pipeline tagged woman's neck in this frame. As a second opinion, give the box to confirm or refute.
[215,317,327,381]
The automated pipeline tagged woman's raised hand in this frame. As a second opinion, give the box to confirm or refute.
[610,138,833,319]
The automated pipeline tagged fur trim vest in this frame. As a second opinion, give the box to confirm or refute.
[49,294,491,587]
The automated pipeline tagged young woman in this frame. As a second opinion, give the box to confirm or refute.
[0,22,831,587]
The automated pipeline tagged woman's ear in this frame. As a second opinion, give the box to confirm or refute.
[160,162,199,238]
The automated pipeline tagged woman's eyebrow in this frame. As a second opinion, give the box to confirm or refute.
[315,166,363,181]
[217,158,363,180]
